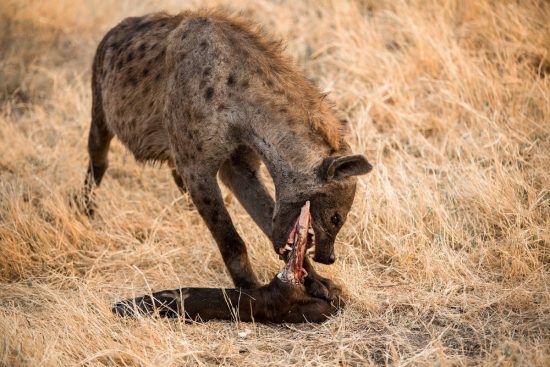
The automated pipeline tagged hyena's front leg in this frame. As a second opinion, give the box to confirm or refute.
[181,163,260,289]
[218,146,274,237]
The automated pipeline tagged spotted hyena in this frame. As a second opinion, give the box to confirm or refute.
[82,10,372,301]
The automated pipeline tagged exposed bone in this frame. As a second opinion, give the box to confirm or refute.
[277,201,311,284]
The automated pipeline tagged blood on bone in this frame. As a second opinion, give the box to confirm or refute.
[278,201,311,284]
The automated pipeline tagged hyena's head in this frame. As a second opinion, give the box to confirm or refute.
[272,154,372,264]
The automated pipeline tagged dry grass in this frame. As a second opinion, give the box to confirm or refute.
[0,0,549,365]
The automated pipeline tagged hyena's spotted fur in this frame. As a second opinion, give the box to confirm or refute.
[83,10,372,300]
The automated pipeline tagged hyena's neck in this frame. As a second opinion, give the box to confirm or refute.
[236,75,345,194]
[247,116,330,192]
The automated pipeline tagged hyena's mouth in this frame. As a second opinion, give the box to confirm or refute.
[277,201,315,284]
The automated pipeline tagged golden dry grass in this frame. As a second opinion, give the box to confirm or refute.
[0,0,549,365]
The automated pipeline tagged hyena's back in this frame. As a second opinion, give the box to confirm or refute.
[94,11,301,165]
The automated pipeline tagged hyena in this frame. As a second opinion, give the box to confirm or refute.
[82,10,372,314]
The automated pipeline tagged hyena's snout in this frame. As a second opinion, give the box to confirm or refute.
[311,229,336,265]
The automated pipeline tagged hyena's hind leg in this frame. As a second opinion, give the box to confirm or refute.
[167,160,188,194]
[171,169,187,194]
[80,92,112,217]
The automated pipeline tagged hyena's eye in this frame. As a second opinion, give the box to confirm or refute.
[331,213,341,227]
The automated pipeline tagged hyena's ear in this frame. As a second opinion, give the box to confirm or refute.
[322,155,373,180]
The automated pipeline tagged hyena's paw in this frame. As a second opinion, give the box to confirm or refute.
[304,275,342,302]
[112,290,183,318]
[68,190,96,218]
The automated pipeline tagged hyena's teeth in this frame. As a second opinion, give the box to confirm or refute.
[284,244,293,251]
[308,227,314,235]
[306,246,315,256]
